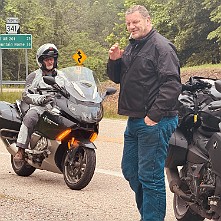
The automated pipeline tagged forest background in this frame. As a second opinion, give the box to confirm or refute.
[0,0,220,83]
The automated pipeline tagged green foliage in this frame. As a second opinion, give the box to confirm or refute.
[0,0,124,82]
[203,0,221,55]
[106,0,220,66]
[0,0,220,82]
[58,32,108,81]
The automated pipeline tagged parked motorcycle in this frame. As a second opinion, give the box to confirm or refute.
[166,76,221,220]
[0,66,116,190]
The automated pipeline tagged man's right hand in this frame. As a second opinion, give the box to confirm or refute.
[109,43,124,60]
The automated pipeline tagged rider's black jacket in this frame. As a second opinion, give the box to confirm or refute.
[107,29,182,122]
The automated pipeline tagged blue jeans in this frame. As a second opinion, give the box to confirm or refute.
[121,116,178,221]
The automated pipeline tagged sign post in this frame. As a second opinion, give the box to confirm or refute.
[0,17,32,92]
[0,49,2,92]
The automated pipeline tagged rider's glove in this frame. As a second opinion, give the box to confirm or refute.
[38,95,53,105]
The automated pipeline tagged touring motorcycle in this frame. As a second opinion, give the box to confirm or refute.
[0,66,116,190]
[166,76,221,220]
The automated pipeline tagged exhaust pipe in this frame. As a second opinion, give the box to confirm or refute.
[2,139,18,156]
[0,129,19,156]
[165,167,193,202]
[166,167,217,219]
[165,167,181,192]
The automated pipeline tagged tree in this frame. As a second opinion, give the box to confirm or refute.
[59,32,108,81]
[106,0,221,66]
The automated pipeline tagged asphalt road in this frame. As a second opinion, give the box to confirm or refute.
[0,118,207,221]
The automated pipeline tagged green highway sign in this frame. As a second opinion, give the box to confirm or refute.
[0,34,32,49]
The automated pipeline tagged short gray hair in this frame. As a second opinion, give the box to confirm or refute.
[125,5,150,18]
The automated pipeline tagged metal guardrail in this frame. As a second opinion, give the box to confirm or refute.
[1,80,25,85]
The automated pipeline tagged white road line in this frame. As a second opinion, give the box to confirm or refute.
[95,168,124,178]
[0,151,169,186]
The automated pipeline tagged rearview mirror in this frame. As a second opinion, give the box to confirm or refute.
[102,87,117,99]
[43,76,56,85]
[106,87,117,96]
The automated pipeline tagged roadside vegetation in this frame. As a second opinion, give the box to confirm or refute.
[0,0,220,83]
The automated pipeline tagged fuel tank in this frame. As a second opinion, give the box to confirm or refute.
[200,100,221,132]
[35,111,75,140]
[0,101,21,131]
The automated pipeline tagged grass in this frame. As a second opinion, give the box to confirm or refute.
[0,91,22,103]
[181,63,221,71]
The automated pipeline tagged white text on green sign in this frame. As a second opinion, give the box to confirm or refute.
[0,34,32,49]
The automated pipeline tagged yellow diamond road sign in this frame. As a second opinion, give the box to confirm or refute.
[72,49,87,65]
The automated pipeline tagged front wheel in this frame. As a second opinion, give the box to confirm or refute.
[63,146,96,190]
[11,155,36,176]
[173,193,205,221]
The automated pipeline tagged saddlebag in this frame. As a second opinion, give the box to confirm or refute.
[165,129,188,168]
[0,101,21,131]
[206,132,221,177]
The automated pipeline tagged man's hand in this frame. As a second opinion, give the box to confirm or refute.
[38,95,53,105]
[109,43,124,60]
[144,116,157,126]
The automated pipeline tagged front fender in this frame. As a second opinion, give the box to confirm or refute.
[81,142,96,149]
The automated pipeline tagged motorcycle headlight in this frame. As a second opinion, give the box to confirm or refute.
[68,101,103,123]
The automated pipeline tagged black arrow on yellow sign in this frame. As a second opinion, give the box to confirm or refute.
[72,49,87,65]
[77,51,82,63]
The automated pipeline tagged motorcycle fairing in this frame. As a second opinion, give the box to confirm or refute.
[60,66,103,124]
[35,111,75,140]
[206,132,221,177]
[166,129,188,168]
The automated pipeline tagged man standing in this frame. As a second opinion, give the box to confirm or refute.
[107,5,182,221]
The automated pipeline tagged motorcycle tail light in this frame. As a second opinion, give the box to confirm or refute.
[56,129,71,141]
[89,132,98,142]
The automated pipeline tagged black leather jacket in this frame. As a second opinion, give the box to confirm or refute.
[107,29,182,122]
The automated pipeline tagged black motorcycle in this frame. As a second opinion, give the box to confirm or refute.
[0,66,116,190]
[166,76,221,220]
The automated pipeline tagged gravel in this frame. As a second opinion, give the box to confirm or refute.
[0,195,77,221]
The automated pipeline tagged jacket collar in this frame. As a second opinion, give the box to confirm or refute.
[42,68,57,77]
[129,28,155,45]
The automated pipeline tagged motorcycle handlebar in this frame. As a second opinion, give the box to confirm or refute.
[182,79,212,92]
[34,86,70,99]
[37,88,57,92]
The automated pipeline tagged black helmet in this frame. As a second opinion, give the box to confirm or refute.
[36,43,58,71]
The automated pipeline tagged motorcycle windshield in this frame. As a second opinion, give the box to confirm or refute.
[60,66,102,103]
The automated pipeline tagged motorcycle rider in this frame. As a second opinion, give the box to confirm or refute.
[14,43,65,161]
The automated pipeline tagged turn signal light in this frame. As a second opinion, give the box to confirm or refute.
[89,132,98,142]
[68,137,79,149]
[56,129,71,141]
